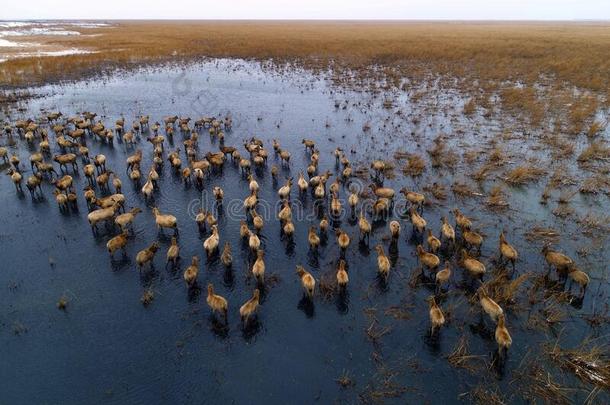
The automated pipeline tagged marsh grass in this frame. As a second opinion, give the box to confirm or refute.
[446,335,486,373]
[568,95,600,135]
[485,185,509,209]
[579,175,610,195]
[3,21,610,97]
[552,204,575,219]
[546,338,610,390]
[504,165,545,185]
[577,213,610,236]
[587,121,606,137]
[359,358,415,403]
[549,167,577,189]
[402,154,425,177]
[365,318,393,344]
[471,163,494,182]
[524,226,561,243]
[513,361,573,405]
[428,135,459,170]
[384,304,413,320]
[423,182,447,200]
[500,86,545,126]
[484,271,531,308]
[336,370,354,388]
[463,98,477,116]
[545,136,576,160]
[319,269,338,300]
[577,141,610,163]
[468,384,507,405]
[452,181,482,198]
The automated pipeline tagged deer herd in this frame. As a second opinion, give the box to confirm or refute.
[1,111,591,359]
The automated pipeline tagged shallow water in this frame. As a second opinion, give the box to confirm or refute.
[1,59,608,404]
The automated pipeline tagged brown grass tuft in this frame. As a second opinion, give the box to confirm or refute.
[577,141,610,163]
[524,226,561,243]
[486,185,509,209]
[452,181,483,197]
[469,385,507,405]
[587,120,606,137]
[402,154,426,177]
[336,370,354,388]
[500,86,545,126]
[505,165,545,185]
[580,175,610,195]
[514,361,572,405]
[546,339,610,390]
[446,335,486,372]
[423,182,447,200]
[463,98,477,116]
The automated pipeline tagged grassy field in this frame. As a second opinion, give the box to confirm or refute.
[1,21,609,95]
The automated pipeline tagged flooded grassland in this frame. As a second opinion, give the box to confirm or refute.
[0,58,609,404]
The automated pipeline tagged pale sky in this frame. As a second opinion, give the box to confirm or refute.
[3,0,609,20]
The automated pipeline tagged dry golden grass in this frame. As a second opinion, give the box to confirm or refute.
[524,227,561,243]
[463,98,477,116]
[446,335,486,372]
[580,175,610,195]
[568,95,600,135]
[515,361,572,405]
[505,165,546,185]
[577,141,610,163]
[486,185,509,209]
[1,20,610,99]
[452,181,482,198]
[587,120,606,137]
[546,339,610,390]
[402,154,426,177]
[423,182,447,200]
[469,387,507,405]
[500,87,545,126]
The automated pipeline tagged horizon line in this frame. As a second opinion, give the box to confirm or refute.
[2,18,610,23]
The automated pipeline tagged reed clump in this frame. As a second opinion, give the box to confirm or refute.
[402,154,426,177]
[515,361,572,405]
[577,141,610,163]
[524,227,561,243]
[452,181,482,198]
[500,86,545,126]
[336,370,354,388]
[484,271,531,307]
[587,121,606,137]
[568,95,599,135]
[546,340,610,390]
[446,335,486,372]
[505,165,545,185]
[423,182,447,200]
[468,385,506,405]
[486,185,509,209]
[579,175,610,195]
